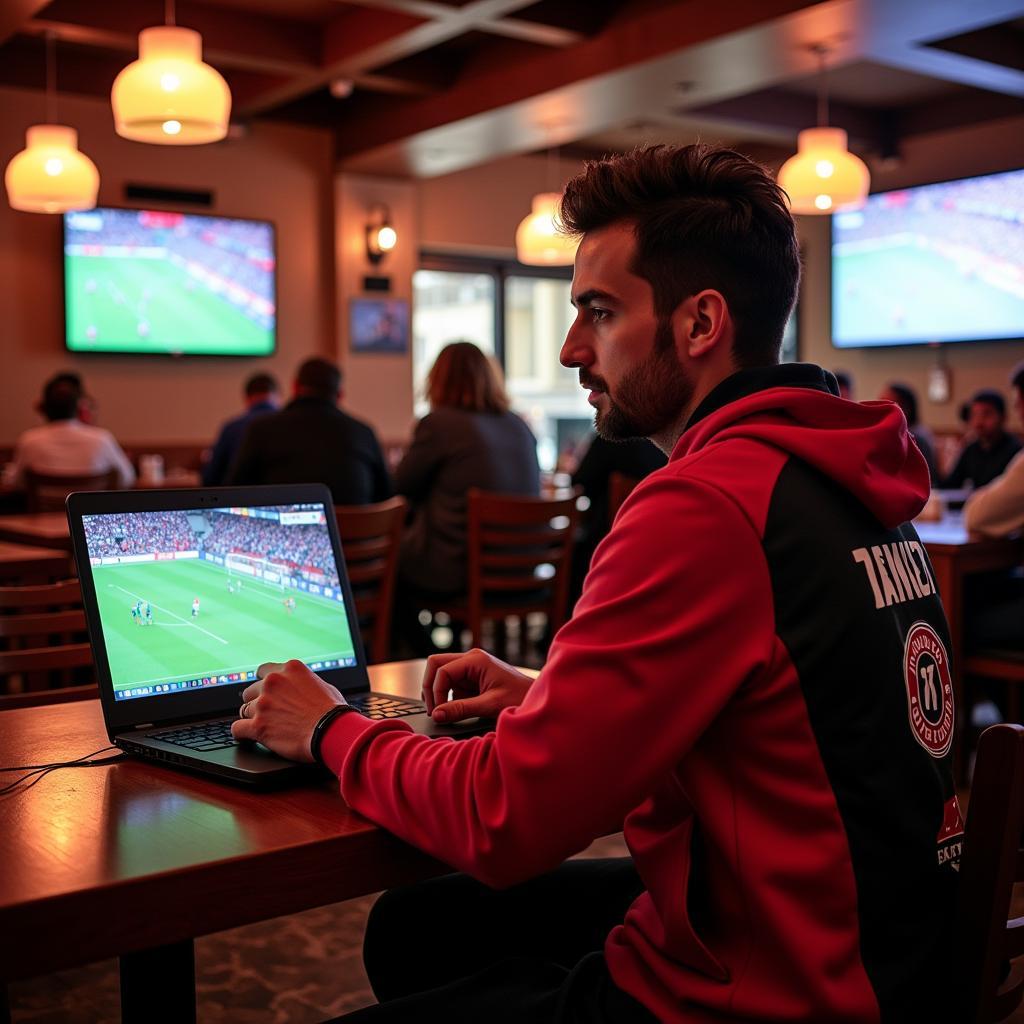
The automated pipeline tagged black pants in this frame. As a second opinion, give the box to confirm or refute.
[332,858,658,1023]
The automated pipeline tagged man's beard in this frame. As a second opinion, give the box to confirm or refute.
[584,320,694,442]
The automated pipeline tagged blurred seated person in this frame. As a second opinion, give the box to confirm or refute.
[570,434,666,605]
[226,358,391,505]
[963,363,1024,655]
[394,342,540,649]
[3,373,135,489]
[944,388,1021,490]
[833,369,853,401]
[880,382,938,484]
[202,372,280,486]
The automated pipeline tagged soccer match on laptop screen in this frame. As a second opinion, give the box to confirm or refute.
[81,504,356,701]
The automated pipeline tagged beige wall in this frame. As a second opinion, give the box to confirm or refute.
[0,86,336,445]
[335,173,417,441]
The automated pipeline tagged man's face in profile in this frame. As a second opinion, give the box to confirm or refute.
[560,221,693,443]
[970,400,1004,447]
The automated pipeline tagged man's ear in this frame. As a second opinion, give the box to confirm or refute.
[673,290,730,359]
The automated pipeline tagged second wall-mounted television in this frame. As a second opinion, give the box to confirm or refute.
[831,166,1024,349]
[64,207,276,356]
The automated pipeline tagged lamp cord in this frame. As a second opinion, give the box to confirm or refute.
[45,30,56,124]
[815,44,828,128]
[166,0,176,27]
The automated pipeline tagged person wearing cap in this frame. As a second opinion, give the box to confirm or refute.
[943,388,1021,489]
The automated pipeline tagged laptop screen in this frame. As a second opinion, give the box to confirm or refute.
[80,502,357,702]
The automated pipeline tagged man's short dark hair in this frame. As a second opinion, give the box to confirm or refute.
[42,378,81,421]
[295,358,342,400]
[1011,361,1024,394]
[245,373,278,398]
[972,389,1006,418]
[558,144,801,368]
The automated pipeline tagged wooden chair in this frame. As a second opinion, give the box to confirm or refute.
[433,489,578,653]
[957,723,1024,1022]
[335,497,408,663]
[608,471,641,523]
[964,651,1024,724]
[24,467,119,512]
[0,579,93,698]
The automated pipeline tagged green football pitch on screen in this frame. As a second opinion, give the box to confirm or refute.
[65,255,274,356]
[93,559,354,693]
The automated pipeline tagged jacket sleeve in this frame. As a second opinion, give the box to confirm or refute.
[202,425,232,487]
[224,422,261,486]
[394,415,445,501]
[365,429,393,503]
[105,434,136,488]
[964,450,1024,537]
[320,474,776,888]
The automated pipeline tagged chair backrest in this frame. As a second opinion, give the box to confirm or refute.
[24,467,119,512]
[0,579,93,697]
[464,488,578,649]
[957,723,1024,1023]
[335,496,408,663]
[608,472,641,523]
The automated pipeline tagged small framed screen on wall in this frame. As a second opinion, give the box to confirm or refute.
[350,297,409,354]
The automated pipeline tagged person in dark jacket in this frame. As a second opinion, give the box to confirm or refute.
[233,145,958,1024]
[880,382,939,484]
[226,358,391,505]
[944,389,1021,489]
[202,373,280,486]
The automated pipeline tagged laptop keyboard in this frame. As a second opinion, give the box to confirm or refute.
[149,720,237,751]
[146,696,423,752]
[347,694,425,720]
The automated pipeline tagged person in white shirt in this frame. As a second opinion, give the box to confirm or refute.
[3,375,135,489]
[964,363,1024,538]
[963,362,1024,658]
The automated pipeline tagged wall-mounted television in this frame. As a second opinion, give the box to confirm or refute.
[831,167,1024,349]
[64,207,276,356]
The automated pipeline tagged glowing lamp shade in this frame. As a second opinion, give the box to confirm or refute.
[515,192,578,266]
[5,125,99,214]
[111,27,230,144]
[778,127,869,215]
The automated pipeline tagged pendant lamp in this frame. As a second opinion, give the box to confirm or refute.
[4,34,99,214]
[777,45,870,215]
[111,0,230,145]
[516,192,578,266]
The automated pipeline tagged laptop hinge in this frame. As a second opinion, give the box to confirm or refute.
[132,723,155,730]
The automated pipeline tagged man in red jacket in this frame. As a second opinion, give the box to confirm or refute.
[234,145,959,1022]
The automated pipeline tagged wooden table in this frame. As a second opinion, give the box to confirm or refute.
[0,661,452,1021]
[0,540,71,582]
[0,512,71,551]
[917,514,1024,775]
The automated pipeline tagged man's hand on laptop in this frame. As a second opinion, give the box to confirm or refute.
[231,659,344,762]
[422,649,533,723]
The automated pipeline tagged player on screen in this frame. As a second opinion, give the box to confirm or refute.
[192,597,200,618]
[227,579,235,595]
[283,596,296,615]
[145,602,153,626]
[130,602,139,624]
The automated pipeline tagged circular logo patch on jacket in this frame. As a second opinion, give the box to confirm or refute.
[903,621,954,758]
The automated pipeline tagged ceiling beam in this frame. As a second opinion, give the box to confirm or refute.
[234,0,546,116]
[0,0,52,48]
[332,0,831,174]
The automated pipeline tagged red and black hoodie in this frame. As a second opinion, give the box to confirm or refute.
[322,363,960,1023]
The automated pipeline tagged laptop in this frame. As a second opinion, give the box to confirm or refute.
[67,483,489,786]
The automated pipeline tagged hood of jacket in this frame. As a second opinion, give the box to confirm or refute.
[673,363,930,529]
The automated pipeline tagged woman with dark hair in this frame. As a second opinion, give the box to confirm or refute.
[394,342,540,619]
[881,382,939,484]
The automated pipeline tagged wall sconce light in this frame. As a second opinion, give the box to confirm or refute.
[366,204,397,264]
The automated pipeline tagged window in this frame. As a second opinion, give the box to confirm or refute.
[413,255,584,471]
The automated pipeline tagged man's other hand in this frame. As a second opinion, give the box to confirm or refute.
[231,659,344,762]
[422,649,533,723]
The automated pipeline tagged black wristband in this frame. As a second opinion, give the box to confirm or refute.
[310,704,357,768]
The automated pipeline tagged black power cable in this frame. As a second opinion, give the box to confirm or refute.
[0,746,127,796]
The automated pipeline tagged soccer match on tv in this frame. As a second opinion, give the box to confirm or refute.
[82,505,356,701]
[64,207,276,356]
[832,167,1024,347]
